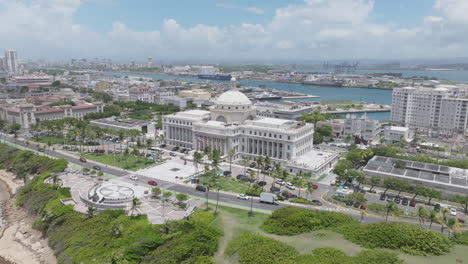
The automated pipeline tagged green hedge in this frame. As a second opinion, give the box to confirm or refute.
[451,231,468,245]
[336,222,451,255]
[225,233,299,264]
[226,234,403,264]
[261,207,357,235]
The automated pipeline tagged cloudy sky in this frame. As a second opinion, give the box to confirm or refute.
[1,0,467,62]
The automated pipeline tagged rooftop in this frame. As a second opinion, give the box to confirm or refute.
[290,150,339,170]
[216,90,252,105]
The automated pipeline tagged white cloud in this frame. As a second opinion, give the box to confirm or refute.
[1,0,468,61]
[215,2,264,15]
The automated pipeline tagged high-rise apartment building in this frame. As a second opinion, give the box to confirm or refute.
[4,49,18,74]
[0,56,5,72]
[391,86,468,137]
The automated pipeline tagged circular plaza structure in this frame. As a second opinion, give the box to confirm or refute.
[82,181,138,210]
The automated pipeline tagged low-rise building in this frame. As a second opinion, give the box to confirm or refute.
[255,101,313,120]
[178,89,211,100]
[363,156,468,197]
[90,117,155,135]
[384,126,410,143]
[0,101,103,129]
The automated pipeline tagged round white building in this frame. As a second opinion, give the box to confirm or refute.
[210,90,256,123]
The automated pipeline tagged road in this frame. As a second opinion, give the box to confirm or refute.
[2,134,465,231]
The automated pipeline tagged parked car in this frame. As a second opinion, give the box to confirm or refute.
[93,165,101,171]
[275,178,285,185]
[283,193,297,199]
[386,196,393,202]
[249,162,256,168]
[394,196,401,204]
[330,179,336,186]
[236,174,245,180]
[159,144,166,148]
[285,182,295,190]
[379,194,386,201]
[401,198,409,206]
[434,204,441,211]
[169,153,177,157]
[345,200,354,206]
[129,175,138,181]
[179,148,186,153]
[147,180,158,186]
[409,199,417,207]
[237,194,249,200]
[450,208,457,216]
[311,200,322,206]
[312,184,319,190]
[270,186,280,194]
[172,146,179,151]
[79,157,87,163]
[196,185,207,192]
[38,148,45,152]
[223,170,232,176]
[257,181,267,187]
[458,218,465,223]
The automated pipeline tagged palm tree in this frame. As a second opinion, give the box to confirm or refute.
[369,176,380,192]
[295,172,304,197]
[0,119,6,143]
[162,191,172,216]
[263,156,271,181]
[227,149,235,172]
[193,151,203,175]
[86,206,96,219]
[256,156,263,181]
[278,169,289,192]
[385,201,398,222]
[130,197,142,216]
[9,123,21,143]
[417,206,428,227]
[428,209,438,229]
[305,182,314,200]
[211,149,221,171]
[447,218,459,238]
[240,157,249,175]
[151,187,161,198]
[439,208,450,234]
[360,210,367,223]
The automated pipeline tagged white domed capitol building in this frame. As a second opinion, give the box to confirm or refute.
[162,89,339,176]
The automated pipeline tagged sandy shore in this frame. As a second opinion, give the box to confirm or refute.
[0,170,57,264]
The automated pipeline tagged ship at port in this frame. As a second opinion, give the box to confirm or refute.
[197,74,232,80]
[302,74,344,87]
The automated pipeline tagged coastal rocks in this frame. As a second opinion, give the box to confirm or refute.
[0,170,57,264]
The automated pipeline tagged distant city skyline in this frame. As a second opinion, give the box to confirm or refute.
[1,0,468,61]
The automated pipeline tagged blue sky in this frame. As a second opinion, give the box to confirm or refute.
[1,0,468,61]
[75,0,434,32]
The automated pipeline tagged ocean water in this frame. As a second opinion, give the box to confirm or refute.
[105,69,465,121]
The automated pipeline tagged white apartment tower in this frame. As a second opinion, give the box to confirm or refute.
[391,86,468,137]
[4,49,18,74]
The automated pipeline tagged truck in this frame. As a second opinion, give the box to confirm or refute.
[259,192,278,205]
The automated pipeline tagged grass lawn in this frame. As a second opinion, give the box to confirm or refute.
[199,175,250,194]
[82,153,155,171]
[31,136,80,145]
[210,204,468,264]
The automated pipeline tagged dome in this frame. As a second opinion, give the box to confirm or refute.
[216,90,252,105]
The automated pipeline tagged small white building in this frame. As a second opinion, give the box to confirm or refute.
[344,113,381,143]
[384,126,410,143]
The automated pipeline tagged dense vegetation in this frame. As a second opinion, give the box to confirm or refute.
[0,144,221,263]
[261,207,357,235]
[226,233,403,264]
[48,100,76,106]
[451,231,468,246]
[337,222,451,255]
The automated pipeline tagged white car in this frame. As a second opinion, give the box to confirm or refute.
[450,208,457,216]
[129,175,138,181]
[285,182,295,190]
[275,178,285,185]
[237,194,249,200]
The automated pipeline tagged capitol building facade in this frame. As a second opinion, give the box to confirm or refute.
[162,89,339,176]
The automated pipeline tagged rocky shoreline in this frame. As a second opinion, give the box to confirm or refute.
[0,171,57,264]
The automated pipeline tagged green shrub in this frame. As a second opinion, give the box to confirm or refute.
[353,250,403,264]
[367,203,386,214]
[262,207,357,235]
[451,231,468,245]
[225,233,299,264]
[337,222,451,255]
[289,197,315,205]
